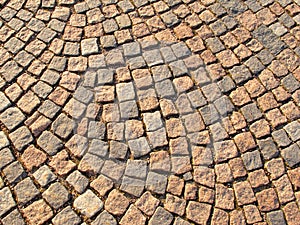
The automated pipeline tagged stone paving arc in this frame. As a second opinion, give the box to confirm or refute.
[0,0,300,224]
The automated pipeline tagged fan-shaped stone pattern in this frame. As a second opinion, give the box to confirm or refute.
[0,0,300,224]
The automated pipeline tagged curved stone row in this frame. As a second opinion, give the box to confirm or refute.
[0,0,300,224]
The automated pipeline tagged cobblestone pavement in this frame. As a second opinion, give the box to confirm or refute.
[1,0,300,224]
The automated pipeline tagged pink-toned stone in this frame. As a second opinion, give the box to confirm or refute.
[21,145,47,171]
[22,200,53,225]
[90,175,113,197]
[105,189,129,216]
[186,201,211,224]
[135,191,160,216]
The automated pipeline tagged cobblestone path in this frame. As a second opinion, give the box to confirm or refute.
[1,0,300,224]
